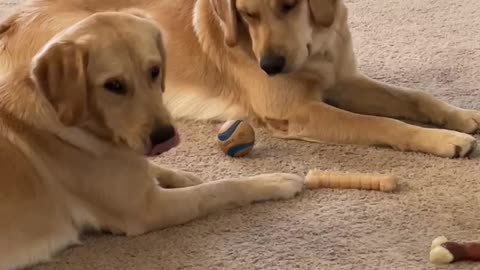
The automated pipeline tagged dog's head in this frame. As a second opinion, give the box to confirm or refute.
[211,0,337,75]
[30,11,178,156]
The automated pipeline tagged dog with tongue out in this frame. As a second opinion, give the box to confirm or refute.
[0,11,303,270]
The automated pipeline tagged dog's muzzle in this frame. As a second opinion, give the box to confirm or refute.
[146,125,180,156]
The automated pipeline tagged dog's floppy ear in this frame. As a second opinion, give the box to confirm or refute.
[32,41,90,126]
[210,0,238,47]
[308,0,337,27]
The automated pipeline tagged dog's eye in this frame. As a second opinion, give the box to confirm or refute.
[104,79,127,95]
[245,12,259,20]
[281,2,296,14]
[150,66,161,81]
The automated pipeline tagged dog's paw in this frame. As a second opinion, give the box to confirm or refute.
[151,164,203,188]
[445,109,480,134]
[246,173,304,201]
[415,129,477,158]
[174,170,203,186]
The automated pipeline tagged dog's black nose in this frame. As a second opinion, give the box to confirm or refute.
[260,55,286,75]
[149,125,176,146]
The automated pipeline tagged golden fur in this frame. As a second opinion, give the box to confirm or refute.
[0,0,479,158]
[0,11,304,270]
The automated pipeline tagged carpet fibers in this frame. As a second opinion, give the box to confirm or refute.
[1,0,480,269]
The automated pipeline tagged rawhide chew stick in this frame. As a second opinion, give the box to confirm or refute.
[305,169,397,192]
[430,236,480,264]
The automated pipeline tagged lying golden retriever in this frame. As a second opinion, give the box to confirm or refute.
[0,0,479,158]
[0,11,303,270]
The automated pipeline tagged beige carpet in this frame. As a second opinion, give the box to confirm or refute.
[2,1,480,269]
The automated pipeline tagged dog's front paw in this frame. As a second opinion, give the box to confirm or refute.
[172,170,203,187]
[414,129,477,158]
[445,109,480,134]
[246,173,304,201]
[151,164,203,188]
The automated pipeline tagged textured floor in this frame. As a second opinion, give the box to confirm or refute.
[2,0,480,269]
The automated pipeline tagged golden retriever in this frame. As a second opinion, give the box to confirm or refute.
[0,11,304,270]
[0,0,479,159]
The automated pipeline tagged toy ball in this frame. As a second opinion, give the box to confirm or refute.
[217,120,255,157]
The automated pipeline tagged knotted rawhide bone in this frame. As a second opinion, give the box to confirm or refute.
[430,236,480,264]
[305,169,397,192]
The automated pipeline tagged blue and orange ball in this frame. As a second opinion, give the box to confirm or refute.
[217,120,255,157]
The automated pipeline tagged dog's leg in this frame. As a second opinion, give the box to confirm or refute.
[326,75,480,134]
[265,101,476,158]
[148,162,203,188]
[126,173,304,236]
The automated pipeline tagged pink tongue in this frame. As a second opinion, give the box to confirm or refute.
[148,131,180,156]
